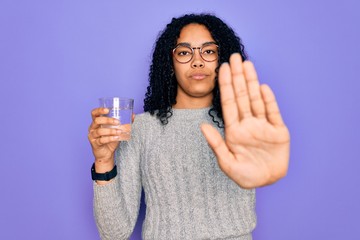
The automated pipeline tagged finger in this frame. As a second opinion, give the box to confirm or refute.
[243,61,266,118]
[132,113,135,123]
[88,121,99,133]
[229,53,252,119]
[261,84,285,126]
[93,135,120,146]
[94,116,120,127]
[119,124,131,134]
[90,108,110,131]
[219,62,239,127]
[91,107,109,121]
[88,130,120,146]
[200,124,235,173]
[90,128,121,139]
[88,116,120,133]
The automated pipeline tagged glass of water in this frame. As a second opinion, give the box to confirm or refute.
[99,97,134,140]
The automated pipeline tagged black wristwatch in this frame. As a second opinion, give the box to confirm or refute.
[91,163,117,181]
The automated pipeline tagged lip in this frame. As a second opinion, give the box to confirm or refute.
[190,73,208,80]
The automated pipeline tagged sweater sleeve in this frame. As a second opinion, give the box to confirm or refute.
[93,117,143,240]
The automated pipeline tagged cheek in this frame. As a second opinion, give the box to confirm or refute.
[173,64,187,79]
[211,63,219,74]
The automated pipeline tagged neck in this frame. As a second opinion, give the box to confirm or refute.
[173,94,213,109]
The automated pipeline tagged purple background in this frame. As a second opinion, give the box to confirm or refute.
[1,0,359,239]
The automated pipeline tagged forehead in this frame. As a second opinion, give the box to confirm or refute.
[177,23,214,45]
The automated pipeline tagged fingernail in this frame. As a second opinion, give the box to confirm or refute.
[113,136,119,139]
[114,119,120,124]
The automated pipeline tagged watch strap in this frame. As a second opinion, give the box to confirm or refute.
[91,163,117,181]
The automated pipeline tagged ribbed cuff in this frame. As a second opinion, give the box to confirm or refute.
[93,175,120,203]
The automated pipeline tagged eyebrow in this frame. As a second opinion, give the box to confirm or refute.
[176,41,217,47]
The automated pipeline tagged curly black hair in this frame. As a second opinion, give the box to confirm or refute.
[143,13,248,127]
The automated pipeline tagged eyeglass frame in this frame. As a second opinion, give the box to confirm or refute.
[172,41,219,64]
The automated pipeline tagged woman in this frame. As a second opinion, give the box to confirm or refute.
[88,13,290,240]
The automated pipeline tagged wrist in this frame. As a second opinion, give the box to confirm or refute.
[91,163,117,182]
[94,160,114,173]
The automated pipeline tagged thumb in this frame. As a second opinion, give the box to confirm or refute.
[132,113,136,123]
[200,123,222,149]
[201,124,236,179]
[200,124,233,165]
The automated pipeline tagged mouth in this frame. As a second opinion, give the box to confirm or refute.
[190,74,208,80]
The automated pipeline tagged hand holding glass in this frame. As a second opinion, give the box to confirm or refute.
[99,97,134,141]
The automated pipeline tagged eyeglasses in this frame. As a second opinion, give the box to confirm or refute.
[172,42,219,64]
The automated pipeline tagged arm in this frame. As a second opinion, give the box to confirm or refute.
[93,137,142,239]
[89,109,142,239]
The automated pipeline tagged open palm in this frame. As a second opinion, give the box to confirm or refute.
[201,53,290,189]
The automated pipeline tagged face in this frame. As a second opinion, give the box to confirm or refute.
[172,24,218,108]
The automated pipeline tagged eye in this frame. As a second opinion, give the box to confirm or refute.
[202,45,218,55]
[202,49,215,55]
[178,50,191,56]
[174,45,193,57]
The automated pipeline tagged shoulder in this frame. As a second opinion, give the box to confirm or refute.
[130,112,165,144]
[132,111,161,130]
[133,111,157,123]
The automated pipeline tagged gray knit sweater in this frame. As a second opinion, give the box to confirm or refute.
[93,108,256,240]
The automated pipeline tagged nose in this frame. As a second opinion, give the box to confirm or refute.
[191,48,204,68]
